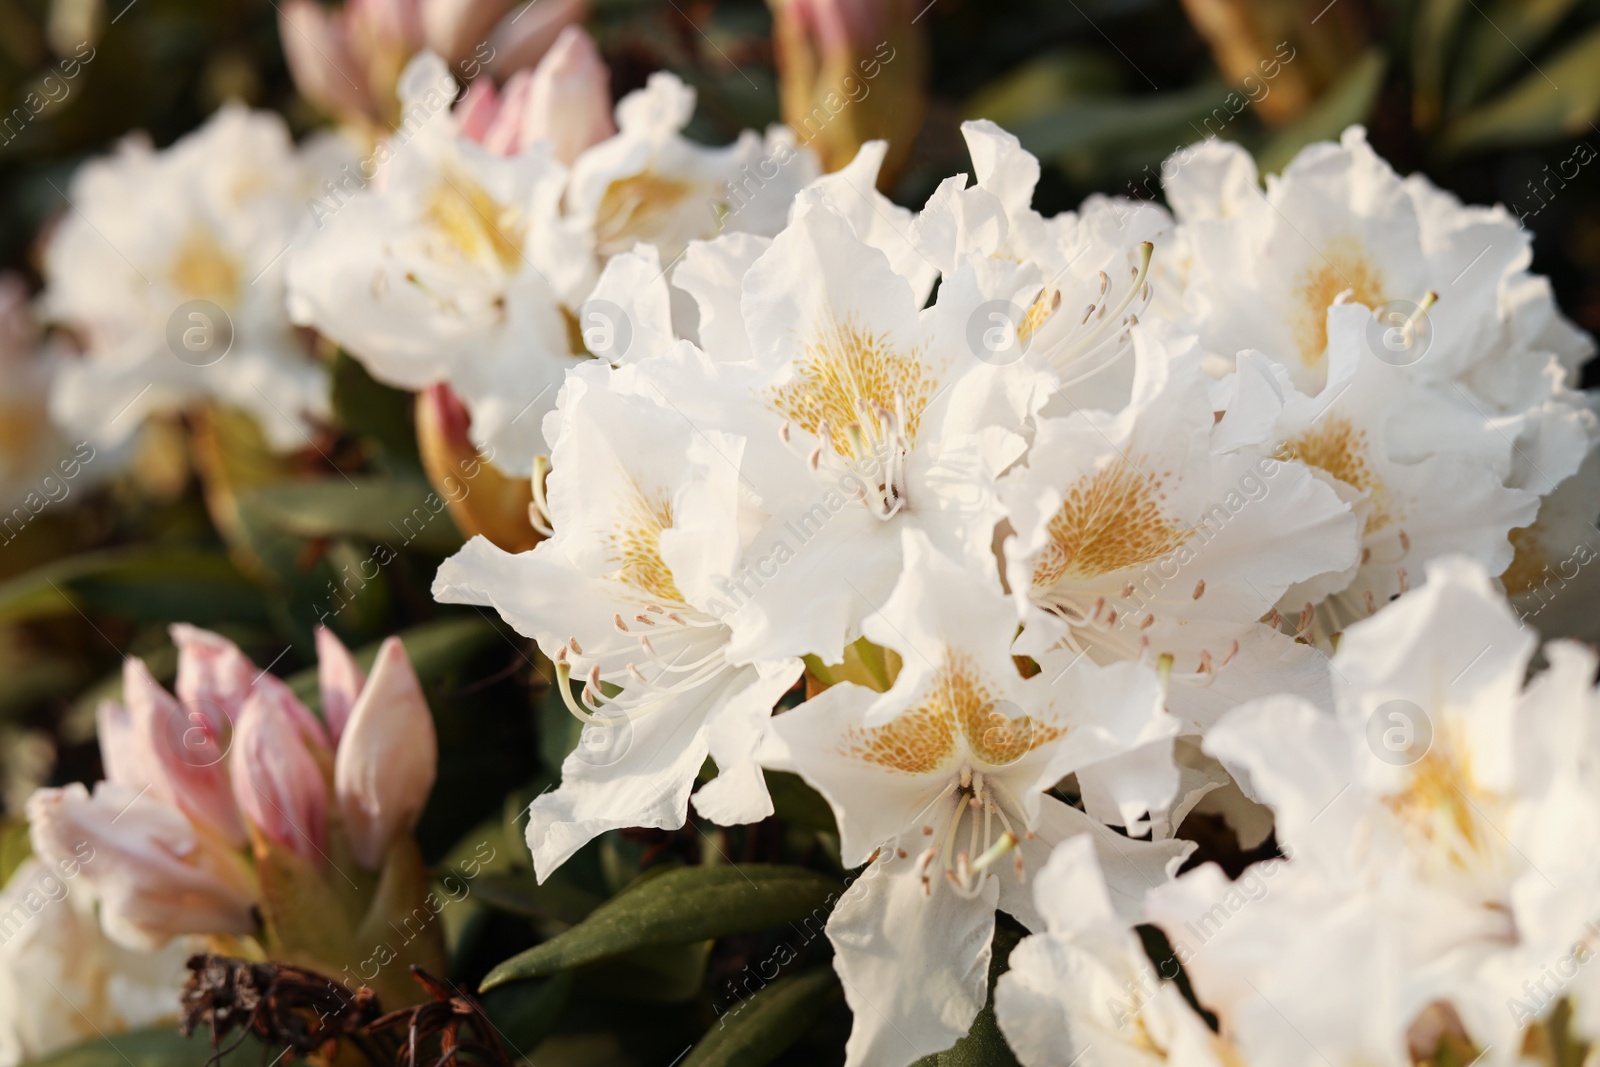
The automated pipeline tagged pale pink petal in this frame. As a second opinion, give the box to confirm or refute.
[334,637,438,869]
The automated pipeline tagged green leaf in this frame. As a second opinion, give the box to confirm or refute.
[963,48,1124,130]
[1440,23,1600,154]
[577,939,712,1004]
[470,873,605,926]
[1011,82,1230,170]
[1257,49,1388,175]
[0,817,31,886]
[28,1026,271,1067]
[1450,0,1581,110]
[330,349,424,481]
[0,546,264,628]
[764,771,838,838]
[482,972,574,1050]
[240,477,463,556]
[1412,0,1469,129]
[912,926,1024,1067]
[481,865,843,989]
[683,968,842,1067]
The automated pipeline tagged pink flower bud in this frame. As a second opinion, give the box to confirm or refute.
[230,690,331,864]
[170,623,255,712]
[95,698,159,790]
[171,624,329,749]
[123,657,247,848]
[334,638,437,869]
[422,0,513,66]
[27,782,259,950]
[769,0,926,185]
[351,0,426,49]
[415,382,541,551]
[483,0,586,82]
[481,25,614,162]
[278,0,372,123]
[316,626,368,743]
[453,77,502,143]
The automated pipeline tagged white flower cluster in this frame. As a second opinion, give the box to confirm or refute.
[286,38,817,473]
[19,32,1600,1063]
[420,116,1600,1064]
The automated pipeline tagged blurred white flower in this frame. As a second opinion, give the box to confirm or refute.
[995,836,1236,1067]
[0,858,193,1067]
[288,44,816,475]
[43,105,348,452]
[1143,556,1600,1063]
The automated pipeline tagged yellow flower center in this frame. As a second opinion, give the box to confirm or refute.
[767,313,938,463]
[1031,459,1186,589]
[594,171,697,259]
[1280,415,1393,534]
[605,481,685,606]
[168,228,240,305]
[843,649,1062,773]
[425,170,526,273]
[1292,238,1385,368]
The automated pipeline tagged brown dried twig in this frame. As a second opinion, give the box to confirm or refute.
[179,954,386,1067]
[366,967,514,1067]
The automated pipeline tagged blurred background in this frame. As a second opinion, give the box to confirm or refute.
[1,0,1599,1055]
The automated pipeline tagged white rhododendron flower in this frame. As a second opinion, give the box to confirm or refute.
[913,121,1170,407]
[0,859,194,1067]
[1162,127,1597,638]
[288,37,818,474]
[1142,556,1600,1064]
[646,198,1052,665]
[1002,323,1357,748]
[1215,303,1538,640]
[765,534,1192,1067]
[995,836,1236,1067]
[43,105,347,452]
[434,353,803,876]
